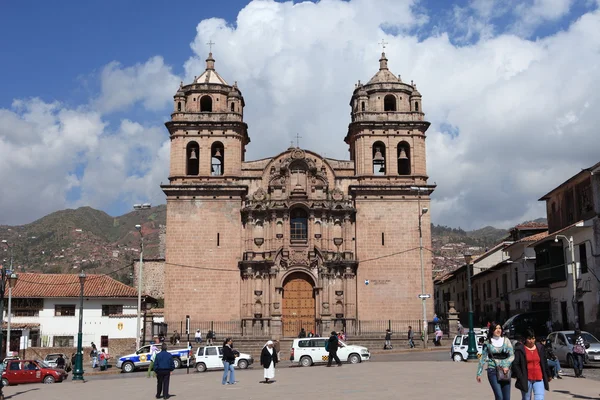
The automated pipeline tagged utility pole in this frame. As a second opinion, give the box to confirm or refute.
[411,187,429,348]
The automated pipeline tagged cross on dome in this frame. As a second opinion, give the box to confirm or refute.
[379,39,388,50]
[206,40,215,53]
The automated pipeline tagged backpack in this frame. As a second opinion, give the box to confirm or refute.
[325,340,330,352]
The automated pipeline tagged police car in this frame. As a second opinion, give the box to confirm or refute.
[116,344,191,373]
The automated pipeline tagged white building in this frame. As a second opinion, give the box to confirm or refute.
[4,273,141,353]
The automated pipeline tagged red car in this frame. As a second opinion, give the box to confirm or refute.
[2,360,68,386]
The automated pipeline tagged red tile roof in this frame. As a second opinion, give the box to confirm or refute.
[514,222,548,229]
[12,273,137,298]
[517,231,549,243]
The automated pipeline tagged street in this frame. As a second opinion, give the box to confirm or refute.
[2,355,600,400]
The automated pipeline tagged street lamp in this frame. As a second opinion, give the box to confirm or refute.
[1,240,18,358]
[132,202,151,349]
[464,252,477,360]
[410,186,429,348]
[73,271,86,381]
[555,235,578,329]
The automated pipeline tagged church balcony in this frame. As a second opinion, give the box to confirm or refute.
[351,111,426,123]
[169,111,244,123]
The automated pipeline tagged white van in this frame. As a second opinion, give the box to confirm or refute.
[290,337,370,367]
[450,333,486,362]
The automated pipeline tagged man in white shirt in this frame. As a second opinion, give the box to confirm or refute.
[195,329,202,343]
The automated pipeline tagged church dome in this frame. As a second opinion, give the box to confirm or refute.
[194,52,228,85]
[367,52,401,85]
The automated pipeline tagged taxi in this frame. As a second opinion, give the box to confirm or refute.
[1,359,68,386]
[116,344,191,373]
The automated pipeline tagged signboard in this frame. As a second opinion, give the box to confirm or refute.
[417,294,431,299]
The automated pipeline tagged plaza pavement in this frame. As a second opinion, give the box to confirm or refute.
[4,361,600,400]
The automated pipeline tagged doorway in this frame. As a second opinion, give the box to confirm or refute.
[282,272,315,337]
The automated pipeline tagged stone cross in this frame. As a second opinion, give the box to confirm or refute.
[206,40,215,52]
[295,133,302,147]
[379,39,388,50]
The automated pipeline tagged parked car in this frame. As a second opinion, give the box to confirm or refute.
[547,330,600,367]
[44,353,72,371]
[289,337,370,367]
[116,344,191,373]
[192,346,253,372]
[503,311,550,340]
[0,357,20,374]
[2,360,68,386]
[450,333,486,362]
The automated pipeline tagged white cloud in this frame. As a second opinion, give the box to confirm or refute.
[2,0,600,231]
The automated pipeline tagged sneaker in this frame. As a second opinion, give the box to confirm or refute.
[556,376,562,379]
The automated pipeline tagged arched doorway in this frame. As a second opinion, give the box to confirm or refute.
[282,272,315,337]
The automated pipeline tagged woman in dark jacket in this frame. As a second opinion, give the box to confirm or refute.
[221,338,237,385]
[512,328,551,400]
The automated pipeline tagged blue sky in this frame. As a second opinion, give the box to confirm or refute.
[1,0,599,229]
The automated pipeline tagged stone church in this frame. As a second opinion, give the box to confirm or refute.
[162,51,435,337]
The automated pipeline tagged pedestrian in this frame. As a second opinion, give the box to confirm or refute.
[408,326,415,349]
[435,328,443,347]
[513,328,551,400]
[260,340,278,384]
[222,338,237,385]
[56,354,66,370]
[476,321,514,400]
[572,329,587,378]
[195,329,202,344]
[384,329,393,350]
[207,330,214,345]
[540,338,562,379]
[153,342,175,399]
[99,348,110,371]
[90,342,98,368]
[338,330,346,341]
[308,330,315,338]
[298,328,306,338]
[457,321,463,335]
[545,319,553,334]
[148,337,160,378]
[326,331,342,367]
[173,330,181,345]
[70,352,76,371]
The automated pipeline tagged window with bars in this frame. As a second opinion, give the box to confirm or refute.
[290,209,308,241]
[102,305,124,316]
[53,336,74,347]
[54,305,76,316]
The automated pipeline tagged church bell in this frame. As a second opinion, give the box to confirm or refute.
[213,148,223,158]
[373,147,384,162]
[189,149,197,160]
[398,148,408,160]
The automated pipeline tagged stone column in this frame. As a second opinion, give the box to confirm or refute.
[447,301,460,336]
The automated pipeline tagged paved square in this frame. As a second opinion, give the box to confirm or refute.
[4,362,599,400]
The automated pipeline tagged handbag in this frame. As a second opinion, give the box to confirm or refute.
[487,343,512,382]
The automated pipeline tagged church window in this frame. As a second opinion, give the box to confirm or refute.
[382,232,385,246]
[186,141,199,175]
[290,208,308,241]
[414,101,419,112]
[397,142,411,175]
[231,102,235,112]
[200,95,213,112]
[211,141,224,176]
[361,101,365,111]
[372,142,386,176]
[217,233,220,247]
[177,102,182,112]
[384,95,396,111]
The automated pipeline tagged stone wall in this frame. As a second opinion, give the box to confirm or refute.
[24,337,137,362]
[133,259,165,299]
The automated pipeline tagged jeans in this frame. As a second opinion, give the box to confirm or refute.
[521,380,544,400]
[195,338,201,343]
[408,338,415,348]
[573,353,584,371]
[92,356,97,368]
[547,359,561,377]
[222,361,235,384]
[487,368,511,400]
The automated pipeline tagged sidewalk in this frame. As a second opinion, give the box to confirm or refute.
[5,360,599,400]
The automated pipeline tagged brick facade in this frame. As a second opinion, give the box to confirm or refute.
[162,52,435,336]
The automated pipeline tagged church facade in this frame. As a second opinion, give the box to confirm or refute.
[162,52,435,337]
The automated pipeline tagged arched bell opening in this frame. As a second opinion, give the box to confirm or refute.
[384,94,396,111]
[397,141,411,175]
[211,141,224,176]
[372,141,386,176]
[186,141,199,175]
[200,95,213,112]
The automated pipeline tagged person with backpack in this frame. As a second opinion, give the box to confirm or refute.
[512,328,551,399]
[572,329,587,378]
[475,322,514,400]
[326,331,342,367]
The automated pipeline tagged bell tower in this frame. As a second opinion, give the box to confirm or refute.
[166,52,249,181]
[345,52,429,183]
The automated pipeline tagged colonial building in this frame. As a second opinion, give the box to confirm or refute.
[162,52,435,337]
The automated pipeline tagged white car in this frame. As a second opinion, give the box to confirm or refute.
[450,334,486,362]
[193,346,254,372]
[116,344,191,373]
[290,337,370,367]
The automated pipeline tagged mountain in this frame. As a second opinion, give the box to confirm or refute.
[0,206,545,283]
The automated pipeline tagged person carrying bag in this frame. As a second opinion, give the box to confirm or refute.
[476,322,515,400]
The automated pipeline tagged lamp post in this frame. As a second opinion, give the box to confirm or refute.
[1,240,17,358]
[464,252,477,360]
[133,203,151,350]
[410,186,429,348]
[555,235,578,329]
[73,271,86,381]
